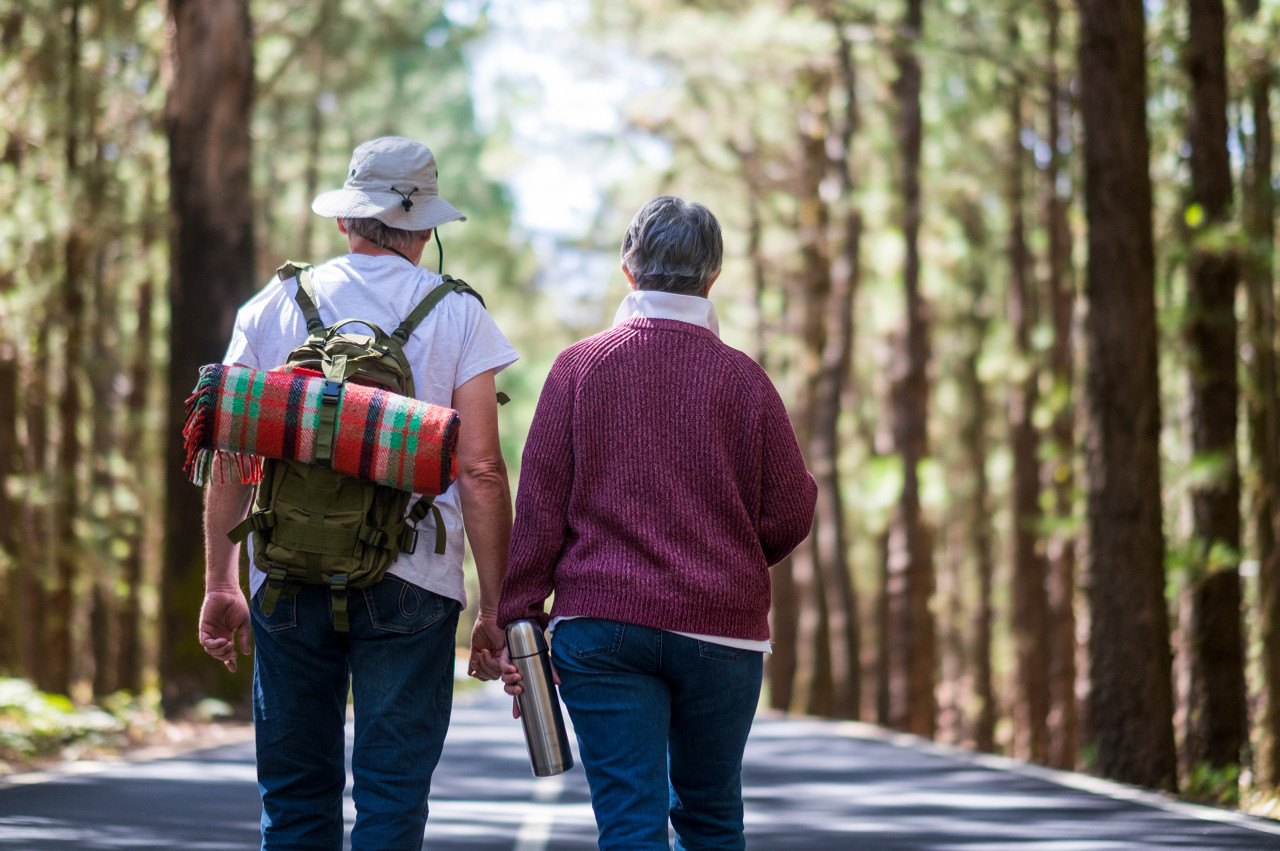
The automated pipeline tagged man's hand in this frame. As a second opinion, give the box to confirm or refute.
[468,614,506,681]
[199,590,252,673]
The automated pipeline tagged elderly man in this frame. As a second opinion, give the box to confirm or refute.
[198,136,517,851]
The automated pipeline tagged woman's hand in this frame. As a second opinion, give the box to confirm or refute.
[501,649,560,719]
[500,646,523,717]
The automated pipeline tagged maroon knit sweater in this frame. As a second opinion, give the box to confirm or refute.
[497,317,817,641]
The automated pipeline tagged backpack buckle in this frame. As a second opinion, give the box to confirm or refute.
[329,575,351,632]
[399,527,418,555]
[359,525,389,550]
[321,380,342,404]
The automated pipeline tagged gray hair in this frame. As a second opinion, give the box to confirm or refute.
[620,196,723,295]
[341,217,432,253]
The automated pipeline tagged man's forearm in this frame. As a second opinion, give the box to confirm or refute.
[459,457,513,615]
[204,475,253,592]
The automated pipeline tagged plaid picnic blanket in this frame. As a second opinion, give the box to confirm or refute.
[182,363,459,495]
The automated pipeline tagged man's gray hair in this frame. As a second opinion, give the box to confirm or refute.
[341,217,432,254]
[620,196,723,295]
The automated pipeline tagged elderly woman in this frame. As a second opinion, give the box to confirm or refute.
[497,196,816,850]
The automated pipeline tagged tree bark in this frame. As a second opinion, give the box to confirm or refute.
[1240,0,1280,790]
[1182,0,1246,778]
[955,200,996,753]
[1077,0,1178,791]
[791,67,835,717]
[162,0,256,713]
[811,21,862,720]
[885,0,936,737]
[49,0,87,698]
[1043,0,1080,772]
[1007,20,1050,765]
[0,272,16,675]
[21,317,51,689]
[116,179,161,694]
[89,245,120,698]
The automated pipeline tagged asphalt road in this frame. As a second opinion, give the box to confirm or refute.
[2,682,1279,850]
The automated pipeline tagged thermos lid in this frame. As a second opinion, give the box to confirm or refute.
[506,619,548,659]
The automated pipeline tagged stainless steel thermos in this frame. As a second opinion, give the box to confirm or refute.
[506,620,574,777]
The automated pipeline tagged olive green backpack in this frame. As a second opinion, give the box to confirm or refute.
[227,261,485,630]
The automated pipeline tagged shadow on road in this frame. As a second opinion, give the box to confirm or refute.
[2,683,1279,849]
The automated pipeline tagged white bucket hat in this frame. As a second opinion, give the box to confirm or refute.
[311,136,467,231]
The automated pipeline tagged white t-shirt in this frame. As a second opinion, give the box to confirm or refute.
[223,253,519,608]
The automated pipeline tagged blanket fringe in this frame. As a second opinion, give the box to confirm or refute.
[182,364,263,486]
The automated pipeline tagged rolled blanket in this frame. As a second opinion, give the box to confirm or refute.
[183,363,459,495]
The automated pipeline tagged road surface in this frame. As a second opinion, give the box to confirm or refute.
[2,682,1279,849]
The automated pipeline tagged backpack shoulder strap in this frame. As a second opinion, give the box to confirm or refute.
[277,261,324,335]
[442,274,487,309]
[389,274,487,347]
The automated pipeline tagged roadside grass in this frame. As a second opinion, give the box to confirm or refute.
[0,678,162,775]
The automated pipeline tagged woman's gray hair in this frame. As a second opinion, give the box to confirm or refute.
[341,217,432,253]
[620,196,723,295]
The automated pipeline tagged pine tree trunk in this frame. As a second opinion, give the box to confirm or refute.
[743,143,796,714]
[1241,0,1280,790]
[875,529,892,726]
[814,21,863,721]
[0,272,16,675]
[792,67,835,716]
[885,0,935,737]
[1182,0,1246,778]
[21,318,51,689]
[49,0,87,698]
[1007,22,1050,764]
[955,201,996,753]
[297,8,331,260]
[89,245,120,698]
[162,0,256,713]
[1077,0,1178,791]
[1043,0,1080,772]
[116,270,155,694]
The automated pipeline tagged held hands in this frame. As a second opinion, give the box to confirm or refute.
[199,589,252,673]
[468,613,506,681]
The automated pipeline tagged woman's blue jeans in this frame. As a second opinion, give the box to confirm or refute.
[250,577,460,851]
[551,618,764,851]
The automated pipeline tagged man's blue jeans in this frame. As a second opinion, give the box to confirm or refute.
[551,618,764,851]
[250,577,460,851]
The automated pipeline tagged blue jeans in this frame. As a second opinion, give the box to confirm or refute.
[250,577,460,851]
[551,618,764,851]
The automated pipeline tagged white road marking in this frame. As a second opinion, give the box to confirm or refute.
[515,773,567,851]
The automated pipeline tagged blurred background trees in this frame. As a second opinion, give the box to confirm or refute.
[2,0,1279,808]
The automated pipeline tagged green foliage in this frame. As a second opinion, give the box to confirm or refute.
[0,680,159,768]
[249,0,525,290]
[1183,761,1242,807]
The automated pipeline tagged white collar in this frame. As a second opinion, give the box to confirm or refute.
[612,289,720,338]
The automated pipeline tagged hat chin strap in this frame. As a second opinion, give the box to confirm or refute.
[372,229,443,274]
[378,243,415,265]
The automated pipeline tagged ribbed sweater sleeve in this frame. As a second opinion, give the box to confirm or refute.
[496,352,578,629]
